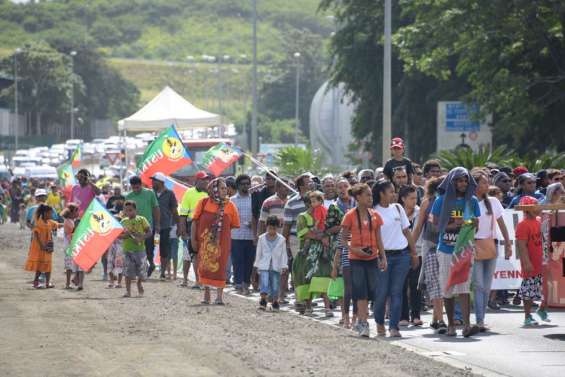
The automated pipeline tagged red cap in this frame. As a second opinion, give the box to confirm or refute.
[513,166,529,176]
[519,195,538,206]
[194,171,210,180]
[390,137,404,150]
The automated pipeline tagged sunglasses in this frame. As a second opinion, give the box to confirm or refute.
[415,172,423,176]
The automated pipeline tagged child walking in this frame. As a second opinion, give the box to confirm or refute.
[19,203,26,230]
[120,201,151,298]
[516,196,550,326]
[254,216,288,311]
[24,204,59,288]
[61,203,79,289]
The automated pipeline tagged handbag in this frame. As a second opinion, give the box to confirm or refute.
[45,240,55,253]
[475,204,497,260]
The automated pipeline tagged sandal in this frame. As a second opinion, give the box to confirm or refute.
[446,326,457,337]
[46,283,55,289]
[179,281,188,287]
[64,285,72,290]
[200,300,210,305]
[123,293,131,298]
[115,285,122,289]
[214,299,225,306]
[463,325,480,338]
[412,319,424,327]
[389,328,402,338]
[106,284,114,289]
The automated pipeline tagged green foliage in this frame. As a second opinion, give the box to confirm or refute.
[0,0,332,63]
[513,152,565,172]
[258,118,307,144]
[435,146,516,171]
[275,146,322,177]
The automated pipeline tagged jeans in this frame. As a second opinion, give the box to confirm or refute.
[231,240,256,288]
[375,249,411,330]
[401,257,422,321]
[259,270,281,299]
[473,257,497,323]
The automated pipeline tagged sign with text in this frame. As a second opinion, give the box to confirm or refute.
[437,101,492,152]
[491,209,524,290]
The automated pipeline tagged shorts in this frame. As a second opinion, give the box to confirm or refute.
[169,238,179,262]
[64,255,74,271]
[125,252,148,279]
[437,250,471,299]
[350,258,379,301]
[519,274,543,301]
[423,246,441,300]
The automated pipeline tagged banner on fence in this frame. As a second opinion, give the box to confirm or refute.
[491,209,523,290]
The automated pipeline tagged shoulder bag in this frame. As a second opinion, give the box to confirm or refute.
[475,201,497,260]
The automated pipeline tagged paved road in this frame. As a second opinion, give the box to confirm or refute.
[229,289,565,377]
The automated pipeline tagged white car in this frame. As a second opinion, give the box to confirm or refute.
[25,165,58,180]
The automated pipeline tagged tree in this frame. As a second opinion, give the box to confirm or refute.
[318,0,468,164]
[258,29,326,138]
[0,41,83,136]
[395,0,565,155]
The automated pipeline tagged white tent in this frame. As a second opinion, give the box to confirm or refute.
[118,86,221,131]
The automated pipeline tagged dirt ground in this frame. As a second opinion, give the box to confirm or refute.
[0,223,474,377]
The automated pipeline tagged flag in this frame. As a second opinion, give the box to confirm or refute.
[137,125,192,186]
[58,162,76,189]
[162,174,189,202]
[200,142,242,177]
[67,199,124,271]
[70,145,82,168]
[446,222,475,292]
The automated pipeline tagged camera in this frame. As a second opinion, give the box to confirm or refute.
[361,247,373,256]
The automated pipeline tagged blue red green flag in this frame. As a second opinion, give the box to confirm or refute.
[137,125,192,186]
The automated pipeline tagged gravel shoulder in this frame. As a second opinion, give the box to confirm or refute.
[0,223,474,377]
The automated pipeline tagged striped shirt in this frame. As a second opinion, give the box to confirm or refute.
[259,194,287,229]
[283,193,306,235]
[230,192,254,240]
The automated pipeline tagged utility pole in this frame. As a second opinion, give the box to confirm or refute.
[70,50,77,139]
[14,48,21,152]
[251,0,258,153]
[294,52,301,144]
[382,0,392,164]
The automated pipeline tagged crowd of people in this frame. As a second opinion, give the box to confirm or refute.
[13,136,565,339]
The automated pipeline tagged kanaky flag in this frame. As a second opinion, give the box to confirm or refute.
[58,162,76,189]
[67,199,124,271]
[70,145,82,168]
[137,125,192,186]
[162,174,189,202]
[446,222,475,292]
[200,142,242,177]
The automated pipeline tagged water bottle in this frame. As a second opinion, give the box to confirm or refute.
[154,233,160,246]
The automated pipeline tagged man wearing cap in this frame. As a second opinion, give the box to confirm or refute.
[151,173,179,281]
[178,170,210,288]
[383,137,415,182]
[126,175,160,276]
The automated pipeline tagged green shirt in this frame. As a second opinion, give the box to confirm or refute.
[179,187,208,219]
[126,188,158,227]
[121,216,150,253]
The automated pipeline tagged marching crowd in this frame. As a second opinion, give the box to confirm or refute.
[12,137,565,338]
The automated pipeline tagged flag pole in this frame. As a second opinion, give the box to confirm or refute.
[242,151,298,195]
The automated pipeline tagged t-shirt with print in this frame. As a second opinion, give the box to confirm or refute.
[340,208,384,261]
[515,217,543,278]
[375,203,410,251]
[431,194,481,254]
[121,216,150,253]
[475,197,504,239]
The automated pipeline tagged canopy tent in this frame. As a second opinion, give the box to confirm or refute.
[118,86,221,132]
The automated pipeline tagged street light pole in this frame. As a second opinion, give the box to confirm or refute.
[70,50,77,139]
[14,48,21,152]
[382,0,392,164]
[294,52,301,144]
[251,0,258,153]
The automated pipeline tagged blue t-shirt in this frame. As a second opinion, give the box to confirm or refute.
[431,195,481,254]
[508,192,545,209]
[26,205,60,226]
